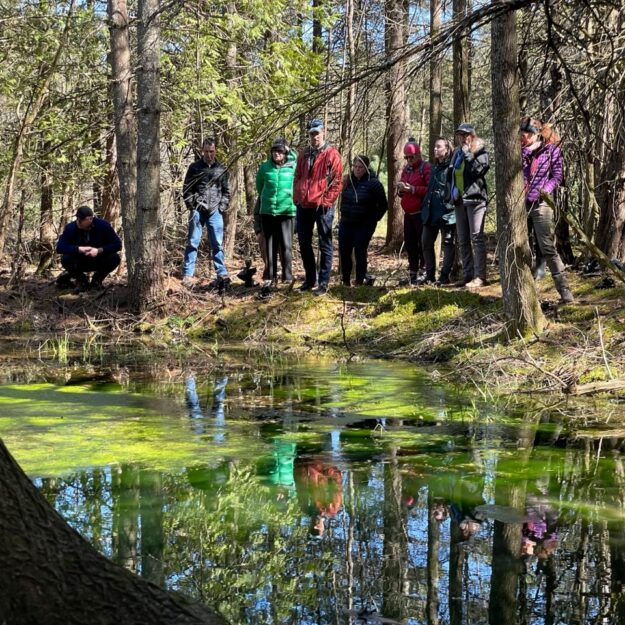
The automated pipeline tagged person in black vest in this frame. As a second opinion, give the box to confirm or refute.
[338,155,387,286]
[56,206,122,290]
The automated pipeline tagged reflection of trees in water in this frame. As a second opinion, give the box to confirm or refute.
[34,412,625,625]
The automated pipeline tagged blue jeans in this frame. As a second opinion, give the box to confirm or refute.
[296,205,334,287]
[182,209,227,278]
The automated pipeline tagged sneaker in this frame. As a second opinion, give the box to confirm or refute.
[313,284,328,296]
[436,275,450,286]
[465,277,486,289]
[298,282,315,292]
[73,279,90,294]
[259,282,273,299]
[181,276,195,288]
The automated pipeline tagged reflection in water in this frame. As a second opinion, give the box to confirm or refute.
[3,363,625,624]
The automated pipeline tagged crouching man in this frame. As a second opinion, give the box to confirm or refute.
[56,206,122,290]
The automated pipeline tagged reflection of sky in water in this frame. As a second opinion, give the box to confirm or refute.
[2,360,625,624]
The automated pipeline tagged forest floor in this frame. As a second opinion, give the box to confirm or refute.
[1,234,625,396]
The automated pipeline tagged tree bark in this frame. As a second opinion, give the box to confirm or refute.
[131,0,164,311]
[428,0,443,160]
[491,6,545,336]
[384,0,408,250]
[36,144,56,275]
[108,0,137,276]
[0,439,228,625]
[452,0,471,126]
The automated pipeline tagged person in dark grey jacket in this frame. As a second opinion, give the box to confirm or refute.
[338,155,387,286]
[182,138,231,286]
[448,123,489,289]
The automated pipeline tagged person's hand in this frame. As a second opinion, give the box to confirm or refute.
[79,246,99,257]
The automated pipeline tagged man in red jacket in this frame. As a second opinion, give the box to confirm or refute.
[293,119,343,295]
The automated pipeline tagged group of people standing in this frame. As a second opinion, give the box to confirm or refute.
[177,116,572,302]
[55,115,573,304]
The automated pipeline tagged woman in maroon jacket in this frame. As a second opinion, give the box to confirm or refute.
[397,142,430,285]
[520,117,573,303]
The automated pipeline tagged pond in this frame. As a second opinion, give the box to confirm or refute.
[1,357,624,625]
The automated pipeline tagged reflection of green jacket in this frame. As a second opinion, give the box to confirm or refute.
[256,149,297,217]
[269,441,296,489]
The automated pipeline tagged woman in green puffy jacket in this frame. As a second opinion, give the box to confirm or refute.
[256,138,297,292]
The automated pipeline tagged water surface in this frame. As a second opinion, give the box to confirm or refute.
[1,359,623,624]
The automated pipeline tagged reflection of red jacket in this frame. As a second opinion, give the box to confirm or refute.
[293,144,343,209]
[295,461,343,517]
[399,160,430,214]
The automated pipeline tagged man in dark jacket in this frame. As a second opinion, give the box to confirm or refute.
[56,206,122,290]
[293,119,343,296]
[182,138,231,287]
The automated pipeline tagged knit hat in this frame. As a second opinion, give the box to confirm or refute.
[75,206,94,219]
[403,142,421,156]
[455,123,476,135]
[270,138,288,153]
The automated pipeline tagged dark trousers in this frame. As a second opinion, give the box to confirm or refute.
[338,221,374,284]
[296,205,334,287]
[404,212,424,274]
[61,253,120,284]
[422,221,456,282]
[261,215,294,282]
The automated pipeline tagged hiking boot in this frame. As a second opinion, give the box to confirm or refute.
[181,276,195,288]
[554,274,574,304]
[259,281,273,299]
[298,281,315,292]
[558,288,574,304]
[409,272,419,286]
[533,260,547,280]
[465,277,486,289]
[55,272,73,289]
[90,279,104,291]
[313,284,328,296]
[217,275,231,294]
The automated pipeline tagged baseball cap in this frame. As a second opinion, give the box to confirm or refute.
[307,118,325,133]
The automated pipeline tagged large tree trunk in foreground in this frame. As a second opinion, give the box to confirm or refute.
[491,7,545,336]
[131,0,164,311]
[0,440,228,625]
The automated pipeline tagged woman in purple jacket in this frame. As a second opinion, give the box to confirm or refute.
[520,117,573,303]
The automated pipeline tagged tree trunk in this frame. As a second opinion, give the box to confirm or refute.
[222,9,241,260]
[243,164,257,216]
[108,0,137,276]
[381,448,407,621]
[0,439,228,625]
[426,491,440,625]
[102,130,121,228]
[428,0,443,160]
[384,0,407,251]
[131,0,164,312]
[452,0,470,126]
[596,71,625,261]
[36,145,56,275]
[340,0,356,163]
[491,6,545,336]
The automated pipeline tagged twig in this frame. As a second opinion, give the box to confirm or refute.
[595,306,614,380]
